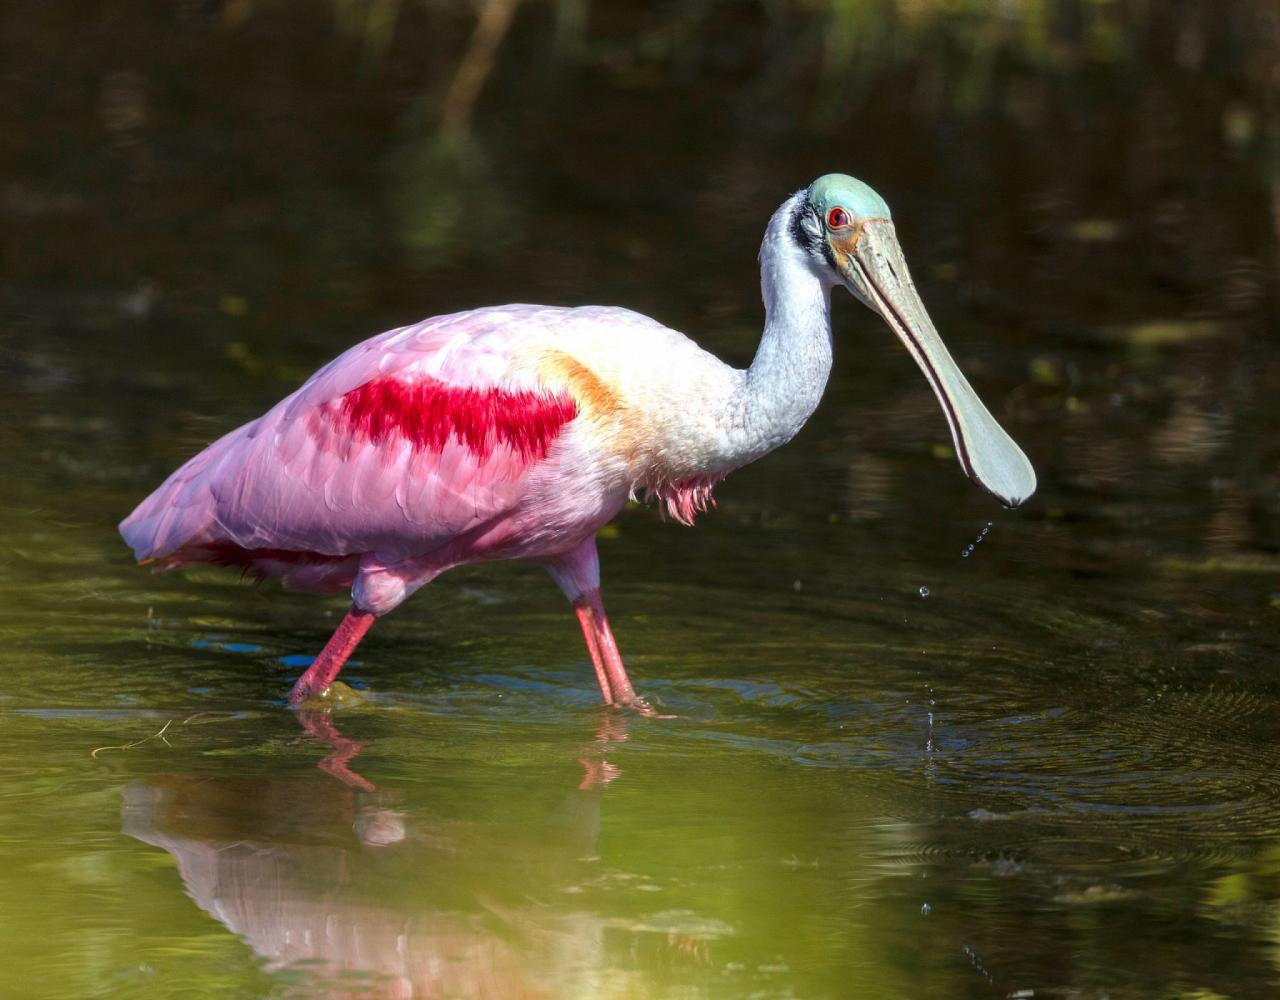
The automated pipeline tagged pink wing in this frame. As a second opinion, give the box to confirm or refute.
[121,306,583,581]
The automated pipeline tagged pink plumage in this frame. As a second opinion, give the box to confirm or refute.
[127,308,605,567]
[122,304,707,707]
[122,177,1037,709]
[338,375,577,462]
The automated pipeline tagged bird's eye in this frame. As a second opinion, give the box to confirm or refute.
[826,207,852,229]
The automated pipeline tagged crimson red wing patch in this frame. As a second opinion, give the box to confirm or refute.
[337,375,578,462]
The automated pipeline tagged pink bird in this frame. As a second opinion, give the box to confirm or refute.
[121,175,1036,708]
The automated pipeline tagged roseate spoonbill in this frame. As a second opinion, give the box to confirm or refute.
[121,175,1036,707]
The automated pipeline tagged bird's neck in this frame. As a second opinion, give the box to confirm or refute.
[724,195,835,467]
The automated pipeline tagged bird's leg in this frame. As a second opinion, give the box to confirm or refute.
[573,590,639,707]
[573,601,614,706]
[547,537,644,709]
[288,606,377,705]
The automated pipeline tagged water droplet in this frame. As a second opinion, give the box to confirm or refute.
[918,586,930,598]
[920,903,931,915]
[927,712,934,726]
[960,522,994,560]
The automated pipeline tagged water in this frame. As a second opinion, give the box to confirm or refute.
[961,524,992,559]
[2,2,1279,997]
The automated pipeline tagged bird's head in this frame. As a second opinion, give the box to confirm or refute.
[791,173,1036,509]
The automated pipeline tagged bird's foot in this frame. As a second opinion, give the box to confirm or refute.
[613,694,674,719]
[289,679,367,710]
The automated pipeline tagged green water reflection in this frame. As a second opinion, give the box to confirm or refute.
[2,1,1279,997]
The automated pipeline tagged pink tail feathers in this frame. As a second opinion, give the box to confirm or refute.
[120,426,246,562]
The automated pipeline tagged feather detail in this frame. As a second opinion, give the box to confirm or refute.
[330,375,577,465]
[165,542,359,592]
[119,304,747,587]
[533,350,624,421]
[649,472,727,527]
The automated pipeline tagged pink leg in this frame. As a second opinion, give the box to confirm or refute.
[547,538,654,711]
[574,601,614,706]
[572,589,639,707]
[288,606,377,704]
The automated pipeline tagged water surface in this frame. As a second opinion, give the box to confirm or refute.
[2,2,1279,997]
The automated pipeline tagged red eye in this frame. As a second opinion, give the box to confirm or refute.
[827,207,852,229]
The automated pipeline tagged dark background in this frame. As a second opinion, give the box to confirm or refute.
[2,2,1280,997]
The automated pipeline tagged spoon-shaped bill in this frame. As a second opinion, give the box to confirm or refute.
[839,220,1036,508]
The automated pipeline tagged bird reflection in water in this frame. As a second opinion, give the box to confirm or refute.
[122,709,645,998]
[294,704,628,796]
[293,707,379,794]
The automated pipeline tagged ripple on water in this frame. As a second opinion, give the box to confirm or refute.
[889,676,1280,874]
